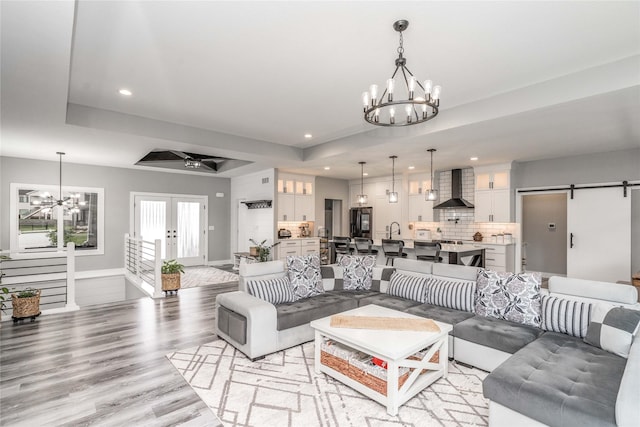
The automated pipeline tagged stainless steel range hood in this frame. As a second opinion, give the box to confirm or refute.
[433,169,474,209]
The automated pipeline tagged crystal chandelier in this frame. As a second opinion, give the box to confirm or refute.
[388,155,398,203]
[362,20,441,127]
[426,148,438,201]
[357,162,368,205]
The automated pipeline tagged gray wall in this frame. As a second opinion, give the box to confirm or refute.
[314,177,350,236]
[514,148,640,188]
[1,156,231,271]
[522,193,567,275]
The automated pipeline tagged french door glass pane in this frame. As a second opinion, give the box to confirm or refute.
[177,202,200,258]
[140,201,167,259]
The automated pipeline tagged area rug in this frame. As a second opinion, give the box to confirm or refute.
[181,266,239,289]
[167,340,489,427]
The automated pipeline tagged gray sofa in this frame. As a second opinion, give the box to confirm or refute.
[215,258,640,427]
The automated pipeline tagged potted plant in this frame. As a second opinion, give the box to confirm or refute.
[161,259,185,294]
[0,253,9,324]
[11,287,41,323]
[249,239,281,262]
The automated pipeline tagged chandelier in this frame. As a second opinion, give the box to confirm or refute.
[357,162,368,205]
[426,148,438,201]
[184,156,202,169]
[362,20,441,127]
[25,152,85,219]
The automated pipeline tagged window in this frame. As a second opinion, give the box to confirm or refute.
[10,184,104,256]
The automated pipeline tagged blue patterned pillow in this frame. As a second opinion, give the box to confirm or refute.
[286,254,324,299]
[337,255,376,290]
[386,272,429,303]
[247,277,296,304]
[475,270,542,327]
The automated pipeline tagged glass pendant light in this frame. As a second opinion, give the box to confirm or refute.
[357,162,368,205]
[388,155,398,203]
[426,149,438,201]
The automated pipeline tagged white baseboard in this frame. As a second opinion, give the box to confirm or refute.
[207,259,233,266]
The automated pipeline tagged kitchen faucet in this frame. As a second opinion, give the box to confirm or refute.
[389,222,400,239]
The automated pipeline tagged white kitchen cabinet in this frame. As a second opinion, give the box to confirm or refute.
[472,243,515,272]
[275,238,320,260]
[474,164,512,222]
[277,193,295,221]
[408,195,434,222]
[294,195,314,221]
[474,190,510,222]
[277,172,315,221]
[373,195,401,239]
[408,175,432,195]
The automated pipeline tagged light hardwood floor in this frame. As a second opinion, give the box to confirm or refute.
[0,282,238,426]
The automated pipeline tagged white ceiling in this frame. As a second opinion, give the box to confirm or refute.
[1,1,639,179]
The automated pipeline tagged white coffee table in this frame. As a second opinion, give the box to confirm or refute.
[310,304,452,416]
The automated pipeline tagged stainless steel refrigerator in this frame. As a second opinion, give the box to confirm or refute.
[350,207,373,238]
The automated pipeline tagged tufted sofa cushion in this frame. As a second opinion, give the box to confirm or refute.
[483,332,626,427]
[274,292,357,331]
[358,293,422,312]
[406,304,475,335]
[454,316,544,354]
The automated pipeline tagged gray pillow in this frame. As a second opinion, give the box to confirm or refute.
[541,295,592,338]
[247,277,296,304]
[427,278,476,312]
[286,254,324,299]
[584,303,640,358]
[386,272,429,303]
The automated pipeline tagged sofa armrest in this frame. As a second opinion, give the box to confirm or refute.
[216,291,278,359]
[616,334,640,426]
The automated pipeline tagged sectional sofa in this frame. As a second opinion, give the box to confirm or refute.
[215,258,640,427]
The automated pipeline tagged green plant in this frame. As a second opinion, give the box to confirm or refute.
[249,239,281,262]
[0,287,9,315]
[14,288,39,298]
[161,259,185,274]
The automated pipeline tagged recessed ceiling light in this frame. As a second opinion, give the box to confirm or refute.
[324,166,330,170]
[118,89,132,96]
[363,172,369,176]
[408,166,415,170]
[470,156,479,161]
[304,133,313,139]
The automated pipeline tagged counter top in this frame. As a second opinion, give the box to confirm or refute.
[277,237,319,241]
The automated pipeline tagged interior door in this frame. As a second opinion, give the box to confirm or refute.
[567,187,631,282]
[134,195,206,266]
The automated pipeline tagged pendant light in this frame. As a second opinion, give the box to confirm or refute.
[426,149,438,201]
[357,162,368,205]
[388,155,398,203]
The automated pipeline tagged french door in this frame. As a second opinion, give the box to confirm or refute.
[133,194,207,266]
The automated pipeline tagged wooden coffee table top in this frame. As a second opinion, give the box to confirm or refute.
[310,304,452,361]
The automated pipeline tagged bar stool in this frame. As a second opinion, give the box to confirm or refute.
[332,236,353,263]
[381,239,406,266]
[354,237,378,255]
[414,241,442,263]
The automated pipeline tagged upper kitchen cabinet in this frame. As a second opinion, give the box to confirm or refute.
[408,196,434,222]
[408,175,432,196]
[277,172,315,221]
[474,163,513,223]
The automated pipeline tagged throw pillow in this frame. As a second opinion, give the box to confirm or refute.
[337,255,376,290]
[371,267,396,292]
[427,278,476,312]
[584,303,640,358]
[320,265,345,291]
[286,254,324,299]
[540,295,592,338]
[386,272,429,303]
[475,270,542,327]
[246,277,296,304]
